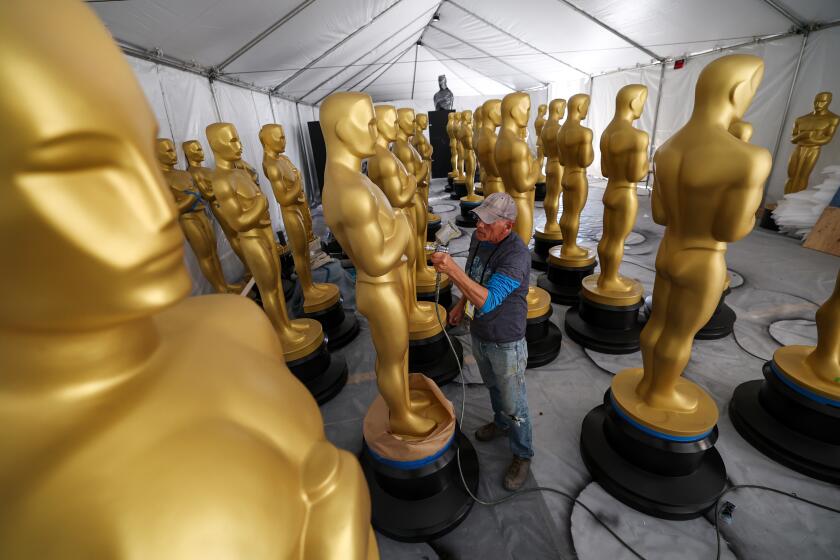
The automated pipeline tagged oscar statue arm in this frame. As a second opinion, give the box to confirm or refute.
[630,131,651,183]
[650,162,667,226]
[556,131,567,167]
[579,128,595,168]
[419,158,430,181]
[214,175,267,232]
[599,132,611,179]
[264,160,298,207]
[813,118,839,145]
[342,189,409,277]
[302,443,376,560]
[791,120,808,143]
[712,145,771,242]
[509,144,541,193]
[171,186,198,214]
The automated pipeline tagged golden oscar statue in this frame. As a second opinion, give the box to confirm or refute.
[376,107,459,384]
[477,99,505,195]
[473,104,485,195]
[447,111,459,182]
[731,270,840,483]
[0,3,377,557]
[260,124,339,312]
[394,107,455,331]
[458,110,480,202]
[495,92,562,367]
[206,123,337,372]
[783,92,839,194]
[534,103,548,186]
[538,93,596,305]
[321,92,478,540]
[532,98,566,270]
[581,54,771,519]
[155,138,236,293]
[454,112,466,184]
[565,85,649,354]
[412,113,438,221]
[183,139,246,266]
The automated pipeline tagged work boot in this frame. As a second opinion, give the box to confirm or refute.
[503,456,531,491]
[474,422,508,442]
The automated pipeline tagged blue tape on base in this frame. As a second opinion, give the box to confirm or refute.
[609,392,714,442]
[771,361,840,408]
[366,434,455,470]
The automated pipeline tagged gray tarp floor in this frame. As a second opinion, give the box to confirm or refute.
[306,177,840,560]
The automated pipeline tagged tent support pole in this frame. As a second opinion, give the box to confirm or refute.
[429,24,545,87]
[645,63,666,188]
[762,31,808,208]
[358,44,416,93]
[208,79,222,121]
[423,44,486,95]
[758,0,807,30]
[216,0,315,71]
[271,0,407,94]
[446,0,587,77]
[298,5,436,102]
[423,43,512,92]
[410,44,419,99]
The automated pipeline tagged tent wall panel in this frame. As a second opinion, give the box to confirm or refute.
[768,27,840,203]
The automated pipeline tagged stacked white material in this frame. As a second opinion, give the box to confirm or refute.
[773,166,840,239]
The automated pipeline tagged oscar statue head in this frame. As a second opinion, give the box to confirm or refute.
[814,91,832,113]
[615,84,648,120]
[320,92,378,160]
[375,104,399,143]
[483,99,503,127]
[0,0,190,330]
[438,74,447,90]
[501,92,531,129]
[206,122,245,163]
[567,93,590,121]
[156,138,179,169]
[182,140,206,166]
[692,54,764,125]
[548,98,566,120]
[259,123,286,154]
[397,107,416,136]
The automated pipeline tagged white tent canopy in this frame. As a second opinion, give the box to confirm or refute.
[94,0,840,206]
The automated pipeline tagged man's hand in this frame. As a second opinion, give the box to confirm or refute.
[448,298,465,326]
[430,251,459,278]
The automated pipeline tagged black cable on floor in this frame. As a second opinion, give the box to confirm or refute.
[713,484,840,560]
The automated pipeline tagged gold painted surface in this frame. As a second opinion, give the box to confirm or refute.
[413,113,434,219]
[620,54,771,424]
[611,370,718,436]
[156,138,234,293]
[526,286,552,319]
[534,103,547,183]
[394,107,447,318]
[541,99,566,236]
[322,94,436,438]
[0,3,376,557]
[557,93,594,260]
[534,227,564,241]
[447,111,459,178]
[496,92,540,243]
[784,92,839,194]
[477,99,505,195]
[260,123,338,312]
[581,274,643,307]
[773,269,840,399]
[207,122,323,360]
[548,244,595,268]
[596,84,650,296]
[459,109,482,202]
[455,111,466,181]
[183,139,247,265]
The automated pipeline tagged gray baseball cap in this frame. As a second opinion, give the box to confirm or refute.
[472,192,517,223]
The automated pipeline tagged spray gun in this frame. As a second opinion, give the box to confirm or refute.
[425,221,461,255]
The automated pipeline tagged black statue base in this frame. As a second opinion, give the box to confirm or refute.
[417,282,452,310]
[427,218,442,242]
[302,299,360,351]
[580,390,726,520]
[730,361,840,484]
[695,288,735,340]
[565,295,642,354]
[447,175,454,187]
[409,330,464,387]
[537,260,597,306]
[287,341,348,405]
[451,181,467,200]
[530,235,561,271]
[534,181,546,202]
[361,428,479,542]
[526,307,562,368]
[456,199,481,228]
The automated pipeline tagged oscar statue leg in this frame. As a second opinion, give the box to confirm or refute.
[358,280,435,437]
[636,269,670,398]
[597,188,636,291]
[544,163,562,233]
[785,146,807,194]
[180,213,229,293]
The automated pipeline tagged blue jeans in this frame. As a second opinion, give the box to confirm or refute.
[471,334,534,459]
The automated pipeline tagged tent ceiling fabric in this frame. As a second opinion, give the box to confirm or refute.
[92,0,839,104]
